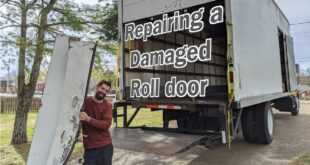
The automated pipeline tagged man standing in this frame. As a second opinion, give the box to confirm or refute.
[80,80,113,165]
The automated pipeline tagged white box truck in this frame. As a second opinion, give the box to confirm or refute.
[114,0,300,146]
[27,0,301,163]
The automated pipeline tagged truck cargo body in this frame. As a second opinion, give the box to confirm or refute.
[122,0,227,108]
[115,0,299,145]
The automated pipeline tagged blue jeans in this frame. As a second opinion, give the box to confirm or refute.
[83,144,113,165]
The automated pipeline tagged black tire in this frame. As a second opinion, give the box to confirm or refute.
[241,102,274,144]
[291,96,300,116]
[256,103,274,144]
[241,106,257,143]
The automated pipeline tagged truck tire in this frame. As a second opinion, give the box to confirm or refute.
[273,96,300,115]
[291,96,300,116]
[256,103,274,144]
[241,102,274,144]
[241,106,257,143]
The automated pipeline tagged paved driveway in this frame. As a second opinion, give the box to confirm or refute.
[70,101,310,165]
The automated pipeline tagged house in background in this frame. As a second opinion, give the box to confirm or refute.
[300,75,310,86]
[299,85,310,98]
[0,78,16,93]
[0,76,46,95]
[298,74,310,99]
[35,81,46,95]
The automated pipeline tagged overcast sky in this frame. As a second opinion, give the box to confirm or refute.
[1,0,309,77]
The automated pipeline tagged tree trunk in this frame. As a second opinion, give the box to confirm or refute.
[11,0,57,144]
[11,94,32,144]
[11,0,28,144]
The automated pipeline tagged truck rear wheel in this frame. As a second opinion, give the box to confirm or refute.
[241,106,257,143]
[241,102,274,144]
[272,96,300,116]
[291,96,300,116]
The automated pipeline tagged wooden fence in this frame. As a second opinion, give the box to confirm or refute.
[0,93,116,113]
[0,96,41,113]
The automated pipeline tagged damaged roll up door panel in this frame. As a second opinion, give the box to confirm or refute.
[27,36,96,165]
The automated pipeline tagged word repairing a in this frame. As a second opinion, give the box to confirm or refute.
[125,7,205,42]
[124,5,224,42]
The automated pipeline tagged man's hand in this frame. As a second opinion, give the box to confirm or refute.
[80,112,91,122]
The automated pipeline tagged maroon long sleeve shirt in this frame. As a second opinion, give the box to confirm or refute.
[81,97,112,149]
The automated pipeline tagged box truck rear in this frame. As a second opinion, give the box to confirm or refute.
[114,0,299,147]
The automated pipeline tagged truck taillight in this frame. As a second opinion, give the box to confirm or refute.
[229,71,234,83]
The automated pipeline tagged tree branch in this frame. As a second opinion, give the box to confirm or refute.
[46,20,104,27]
[0,23,40,30]
[43,0,57,11]
[28,23,40,28]
[0,12,20,24]
[0,24,19,30]
[52,6,65,14]
[0,0,9,8]
[27,0,57,92]
[26,0,38,8]
[0,40,16,44]
[0,0,21,7]
[44,39,55,44]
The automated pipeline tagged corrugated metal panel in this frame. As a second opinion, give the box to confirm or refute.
[28,36,70,164]
[46,41,95,165]
[27,37,95,165]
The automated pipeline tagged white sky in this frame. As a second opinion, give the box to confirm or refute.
[75,0,99,5]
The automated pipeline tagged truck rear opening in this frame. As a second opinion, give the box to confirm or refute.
[123,1,228,108]
[115,0,299,151]
[114,0,300,152]
[113,1,229,146]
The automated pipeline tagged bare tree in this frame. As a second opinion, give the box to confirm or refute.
[0,0,118,144]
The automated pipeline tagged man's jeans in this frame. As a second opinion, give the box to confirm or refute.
[83,144,113,165]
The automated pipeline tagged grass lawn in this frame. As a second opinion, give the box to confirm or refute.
[292,154,310,165]
[1,108,310,165]
[0,113,37,165]
[0,107,162,165]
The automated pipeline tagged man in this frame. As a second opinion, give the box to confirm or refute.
[79,80,113,165]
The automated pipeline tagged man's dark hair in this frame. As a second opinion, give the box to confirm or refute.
[97,80,111,88]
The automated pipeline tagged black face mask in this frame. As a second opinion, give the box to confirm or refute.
[95,92,106,100]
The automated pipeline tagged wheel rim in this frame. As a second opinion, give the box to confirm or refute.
[296,97,300,112]
[267,109,274,136]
